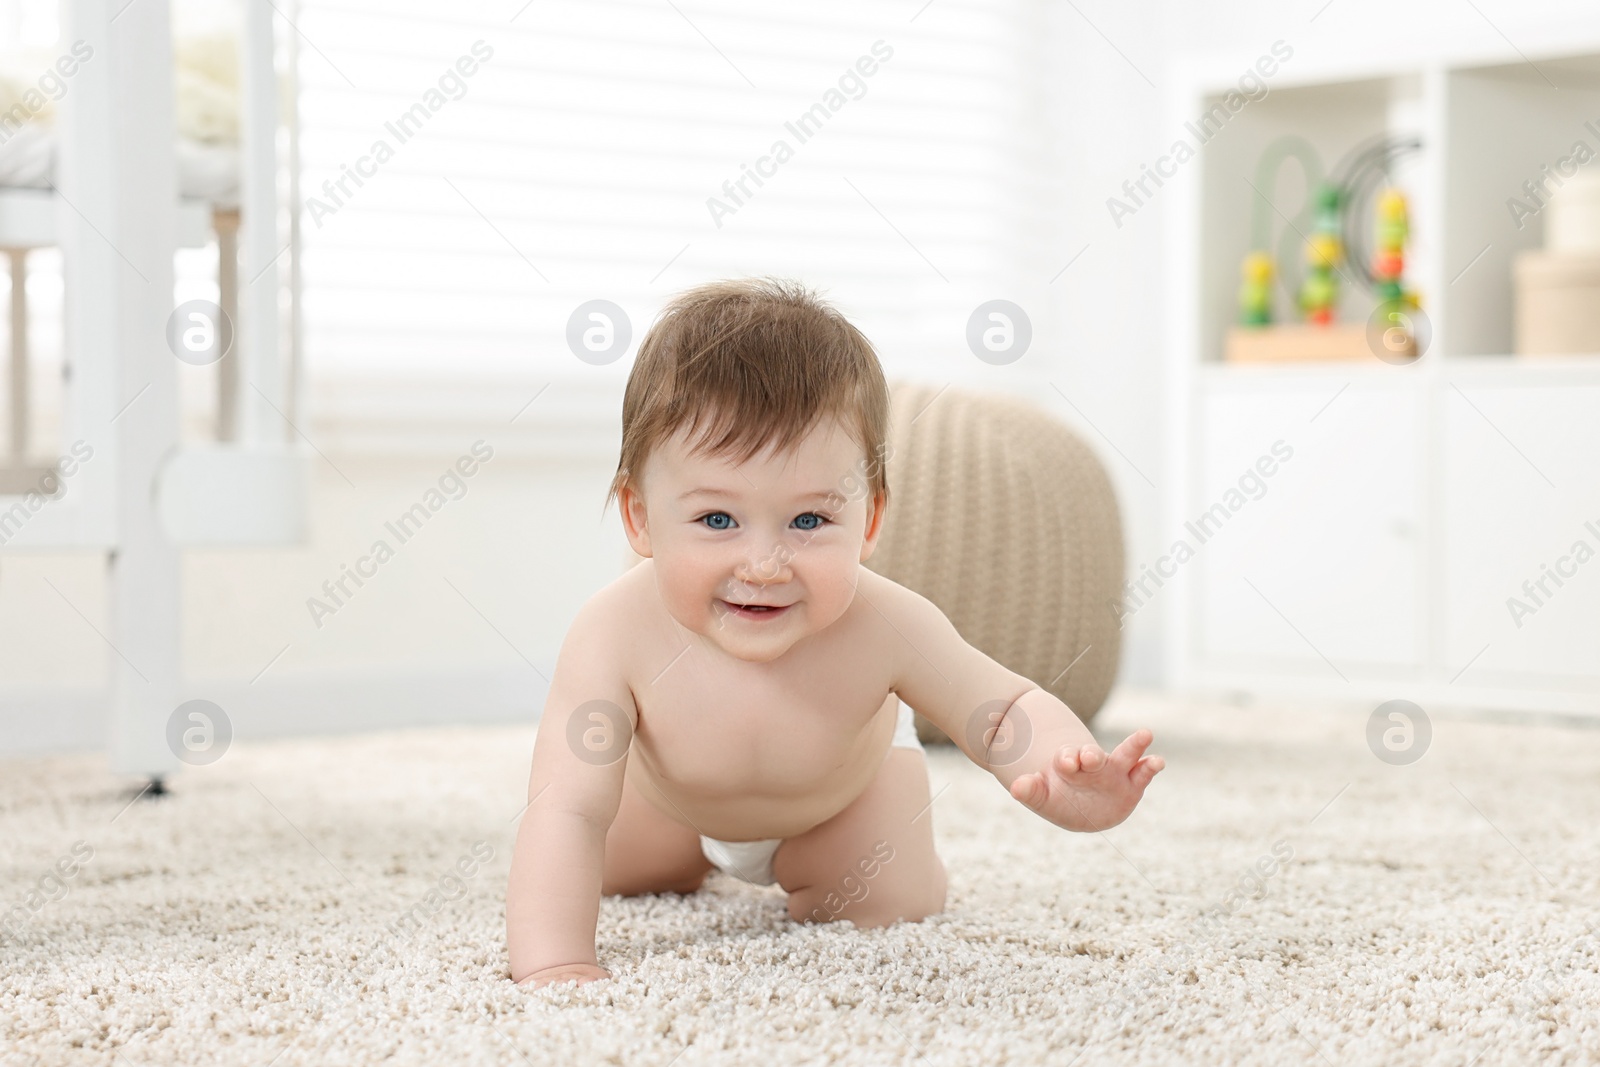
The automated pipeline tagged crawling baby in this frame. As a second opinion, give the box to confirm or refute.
[507,278,1164,988]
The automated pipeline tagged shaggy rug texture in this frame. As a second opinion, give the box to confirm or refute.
[1,693,1597,1066]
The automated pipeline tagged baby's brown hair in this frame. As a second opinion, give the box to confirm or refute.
[606,278,891,511]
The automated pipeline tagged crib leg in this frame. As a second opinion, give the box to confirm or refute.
[6,247,25,460]
[63,0,184,779]
[214,209,240,443]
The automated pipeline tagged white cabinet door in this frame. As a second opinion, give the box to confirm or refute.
[1191,376,1424,681]
[1443,380,1600,693]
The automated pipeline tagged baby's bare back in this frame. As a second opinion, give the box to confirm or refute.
[609,560,903,841]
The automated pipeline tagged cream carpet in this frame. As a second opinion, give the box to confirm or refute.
[2,693,1598,1066]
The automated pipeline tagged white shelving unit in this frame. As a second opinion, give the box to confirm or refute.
[1165,41,1600,717]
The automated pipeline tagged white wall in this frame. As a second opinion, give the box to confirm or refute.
[1,447,629,753]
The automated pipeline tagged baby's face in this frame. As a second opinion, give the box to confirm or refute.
[621,415,884,664]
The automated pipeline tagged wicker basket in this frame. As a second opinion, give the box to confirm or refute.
[1514,251,1600,356]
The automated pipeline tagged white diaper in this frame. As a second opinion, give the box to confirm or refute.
[699,699,924,886]
[889,698,924,752]
[698,836,785,887]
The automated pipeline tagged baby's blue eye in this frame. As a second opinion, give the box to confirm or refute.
[792,513,826,531]
[700,512,735,530]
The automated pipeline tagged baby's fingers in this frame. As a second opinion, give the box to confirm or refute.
[1110,728,1154,769]
[1131,755,1165,789]
[1010,772,1048,811]
[1052,743,1112,781]
[1051,744,1082,777]
[1074,744,1107,773]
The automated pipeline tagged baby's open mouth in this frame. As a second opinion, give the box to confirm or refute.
[720,600,792,620]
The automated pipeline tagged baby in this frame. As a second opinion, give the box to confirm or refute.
[507,278,1164,988]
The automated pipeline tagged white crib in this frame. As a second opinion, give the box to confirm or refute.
[0,0,307,779]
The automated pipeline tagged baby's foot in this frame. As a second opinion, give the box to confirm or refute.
[1008,728,1164,831]
[518,963,612,990]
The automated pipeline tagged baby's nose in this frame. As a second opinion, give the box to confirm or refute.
[734,547,794,585]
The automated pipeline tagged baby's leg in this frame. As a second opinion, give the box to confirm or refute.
[601,767,712,896]
[772,747,947,927]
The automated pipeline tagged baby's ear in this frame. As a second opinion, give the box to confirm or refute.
[619,483,653,557]
[858,490,887,563]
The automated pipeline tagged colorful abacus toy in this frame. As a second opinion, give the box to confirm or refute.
[1226,134,1425,363]
[1299,183,1343,326]
[1372,186,1413,307]
[1238,251,1275,326]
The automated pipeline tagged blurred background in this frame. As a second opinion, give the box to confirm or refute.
[2,0,1598,764]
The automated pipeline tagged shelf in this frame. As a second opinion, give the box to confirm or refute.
[1437,63,1600,359]
[1443,352,1600,386]
[1171,40,1600,716]
[1193,71,1429,366]
[1197,352,1600,377]
[1180,21,1600,100]
[1445,352,1600,366]
[1196,359,1422,385]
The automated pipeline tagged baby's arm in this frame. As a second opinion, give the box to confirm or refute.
[506,598,635,988]
[884,583,1164,832]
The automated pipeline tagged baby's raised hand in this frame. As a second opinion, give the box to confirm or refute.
[1007,728,1164,832]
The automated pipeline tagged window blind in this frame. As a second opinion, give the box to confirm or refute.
[295,0,1061,405]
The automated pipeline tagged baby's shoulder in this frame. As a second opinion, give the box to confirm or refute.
[572,558,658,634]
[852,566,938,624]
[570,560,690,666]
[554,562,669,693]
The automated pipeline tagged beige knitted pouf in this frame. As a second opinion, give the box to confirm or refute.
[866,382,1125,739]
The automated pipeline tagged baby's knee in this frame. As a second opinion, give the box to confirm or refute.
[814,889,944,929]
[846,892,945,929]
[790,860,946,927]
